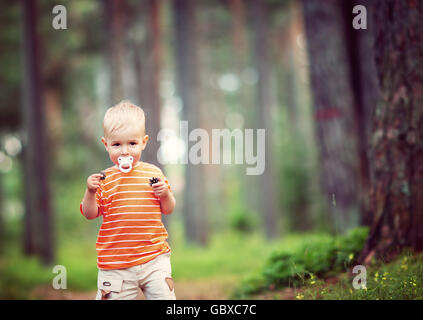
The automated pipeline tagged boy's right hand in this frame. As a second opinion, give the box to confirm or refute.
[87,173,103,193]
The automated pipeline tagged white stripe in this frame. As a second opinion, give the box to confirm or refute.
[102,171,121,180]
[96,242,163,251]
[97,251,157,263]
[107,204,160,209]
[96,237,165,244]
[109,197,159,203]
[97,252,167,265]
[105,183,150,194]
[104,176,148,187]
[105,190,154,200]
[97,232,168,238]
[106,212,161,217]
[102,219,161,224]
[101,226,164,232]
[98,249,159,258]
[134,170,161,176]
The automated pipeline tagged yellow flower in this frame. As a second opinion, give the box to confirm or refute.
[296,293,304,300]
[310,280,316,285]
[348,253,354,261]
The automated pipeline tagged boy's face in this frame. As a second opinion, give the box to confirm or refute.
[101,126,148,168]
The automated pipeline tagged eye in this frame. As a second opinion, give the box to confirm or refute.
[130,142,137,145]
[112,143,120,147]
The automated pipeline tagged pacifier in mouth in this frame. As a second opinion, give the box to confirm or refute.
[117,156,133,173]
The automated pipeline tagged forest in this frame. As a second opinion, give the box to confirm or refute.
[0,0,422,300]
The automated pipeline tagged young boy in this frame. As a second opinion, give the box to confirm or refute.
[80,100,176,300]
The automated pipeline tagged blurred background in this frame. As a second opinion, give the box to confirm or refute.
[1,0,421,300]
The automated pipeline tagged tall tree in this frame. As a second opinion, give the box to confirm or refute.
[134,0,162,168]
[358,0,423,263]
[104,0,126,102]
[277,0,313,231]
[340,0,379,227]
[301,0,361,233]
[172,0,208,245]
[247,0,280,238]
[21,0,54,265]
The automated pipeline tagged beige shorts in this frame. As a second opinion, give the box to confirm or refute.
[95,252,176,300]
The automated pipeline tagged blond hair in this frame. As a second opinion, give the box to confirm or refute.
[103,100,146,138]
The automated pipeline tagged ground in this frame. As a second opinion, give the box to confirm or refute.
[30,277,244,300]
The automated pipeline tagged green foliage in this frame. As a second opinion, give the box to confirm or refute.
[299,251,423,300]
[0,247,52,299]
[232,227,369,298]
[228,206,259,234]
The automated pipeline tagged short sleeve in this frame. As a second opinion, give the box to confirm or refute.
[95,186,105,217]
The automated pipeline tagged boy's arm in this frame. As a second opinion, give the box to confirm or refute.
[151,178,176,214]
[81,173,103,219]
[81,189,100,219]
[159,190,176,215]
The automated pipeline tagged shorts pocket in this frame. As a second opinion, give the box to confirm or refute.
[98,278,123,293]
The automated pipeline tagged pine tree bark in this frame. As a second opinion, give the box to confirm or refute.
[340,0,379,228]
[301,0,361,233]
[358,0,423,263]
[21,0,54,265]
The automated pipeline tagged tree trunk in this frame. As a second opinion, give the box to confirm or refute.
[273,1,313,232]
[0,173,4,254]
[248,0,280,238]
[172,0,208,245]
[21,0,54,265]
[301,0,361,233]
[229,0,248,58]
[135,0,162,168]
[104,0,125,102]
[340,0,379,228]
[358,0,423,263]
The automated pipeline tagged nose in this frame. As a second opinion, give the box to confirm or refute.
[121,145,129,155]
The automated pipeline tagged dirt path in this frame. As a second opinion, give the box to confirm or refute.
[31,277,240,300]
[31,276,302,300]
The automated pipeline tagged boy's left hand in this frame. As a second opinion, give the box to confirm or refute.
[151,178,169,199]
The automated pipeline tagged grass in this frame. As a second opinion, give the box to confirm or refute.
[171,231,313,281]
[232,227,369,298]
[295,250,423,300]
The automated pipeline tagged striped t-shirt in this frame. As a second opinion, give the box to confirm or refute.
[80,161,172,270]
